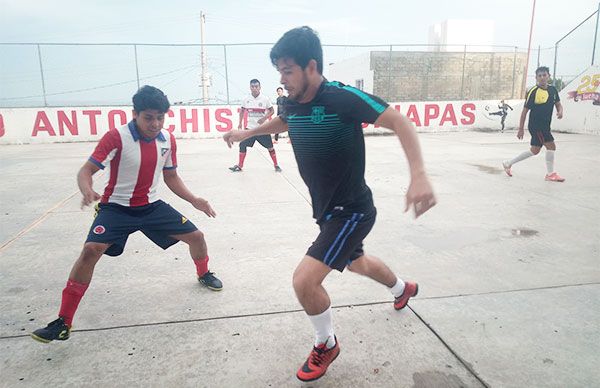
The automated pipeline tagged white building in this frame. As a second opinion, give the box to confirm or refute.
[326,52,374,93]
[428,19,495,52]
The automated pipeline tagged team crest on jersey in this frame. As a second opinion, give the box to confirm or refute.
[93,225,106,235]
[311,106,325,124]
[161,148,169,156]
[181,216,188,224]
[259,103,263,107]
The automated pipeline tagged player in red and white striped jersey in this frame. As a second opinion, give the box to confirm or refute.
[31,86,223,343]
[228,79,282,172]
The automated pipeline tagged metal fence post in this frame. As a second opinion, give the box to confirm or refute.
[387,45,392,101]
[553,43,558,84]
[592,2,599,65]
[511,46,517,99]
[134,44,140,89]
[36,44,48,107]
[460,45,467,100]
[224,44,230,104]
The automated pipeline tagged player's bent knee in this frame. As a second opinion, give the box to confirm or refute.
[292,271,313,293]
[191,230,206,245]
[80,243,107,261]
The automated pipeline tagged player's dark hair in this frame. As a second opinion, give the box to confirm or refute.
[535,66,550,75]
[250,79,260,85]
[270,26,323,74]
[276,87,283,91]
[132,85,170,113]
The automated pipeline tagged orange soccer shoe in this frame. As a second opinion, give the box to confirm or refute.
[545,172,565,182]
[296,337,340,382]
[394,282,419,310]
[502,161,513,177]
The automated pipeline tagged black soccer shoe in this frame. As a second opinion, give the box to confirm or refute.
[31,317,71,343]
[198,271,223,291]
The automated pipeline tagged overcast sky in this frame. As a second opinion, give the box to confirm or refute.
[1,0,599,106]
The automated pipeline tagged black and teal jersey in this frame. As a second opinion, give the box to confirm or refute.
[280,80,389,223]
[525,85,560,130]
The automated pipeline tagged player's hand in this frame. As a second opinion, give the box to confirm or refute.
[191,197,216,218]
[557,111,563,119]
[223,130,245,148]
[405,174,436,218]
[517,128,524,140]
[81,189,101,209]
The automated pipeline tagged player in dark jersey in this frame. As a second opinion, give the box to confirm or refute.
[273,87,289,143]
[488,99,513,131]
[502,66,564,181]
[224,26,436,382]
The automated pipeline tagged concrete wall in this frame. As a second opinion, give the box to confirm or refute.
[0,100,527,144]
[3,66,598,144]
[553,65,600,135]
[370,51,527,102]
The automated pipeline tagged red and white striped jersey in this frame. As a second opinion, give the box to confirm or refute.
[242,93,272,129]
[89,121,177,207]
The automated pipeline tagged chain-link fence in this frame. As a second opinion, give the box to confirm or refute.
[0,32,597,108]
[551,5,600,90]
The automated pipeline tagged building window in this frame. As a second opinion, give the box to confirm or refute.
[355,79,364,90]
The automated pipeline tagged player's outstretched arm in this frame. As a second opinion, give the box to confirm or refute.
[223,117,288,148]
[163,169,216,217]
[374,107,436,218]
[238,107,246,130]
[77,161,101,209]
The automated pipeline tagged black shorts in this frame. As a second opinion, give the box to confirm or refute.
[306,207,376,272]
[529,127,554,146]
[86,200,198,257]
[240,134,273,150]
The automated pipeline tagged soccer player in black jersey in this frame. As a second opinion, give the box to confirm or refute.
[488,99,513,132]
[502,66,564,181]
[274,87,289,143]
[224,26,436,382]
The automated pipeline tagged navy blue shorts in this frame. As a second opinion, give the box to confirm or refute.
[306,207,376,272]
[529,127,554,146]
[86,200,198,257]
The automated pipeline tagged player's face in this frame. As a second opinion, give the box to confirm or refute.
[277,88,283,96]
[133,109,165,139]
[276,58,309,102]
[536,71,549,88]
[250,82,261,97]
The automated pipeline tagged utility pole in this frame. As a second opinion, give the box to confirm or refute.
[200,11,209,104]
[522,0,536,98]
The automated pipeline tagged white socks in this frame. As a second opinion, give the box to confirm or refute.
[389,278,406,298]
[546,150,555,174]
[308,306,336,348]
[508,150,534,167]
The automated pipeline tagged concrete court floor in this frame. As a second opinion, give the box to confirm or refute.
[0,130,599,388]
